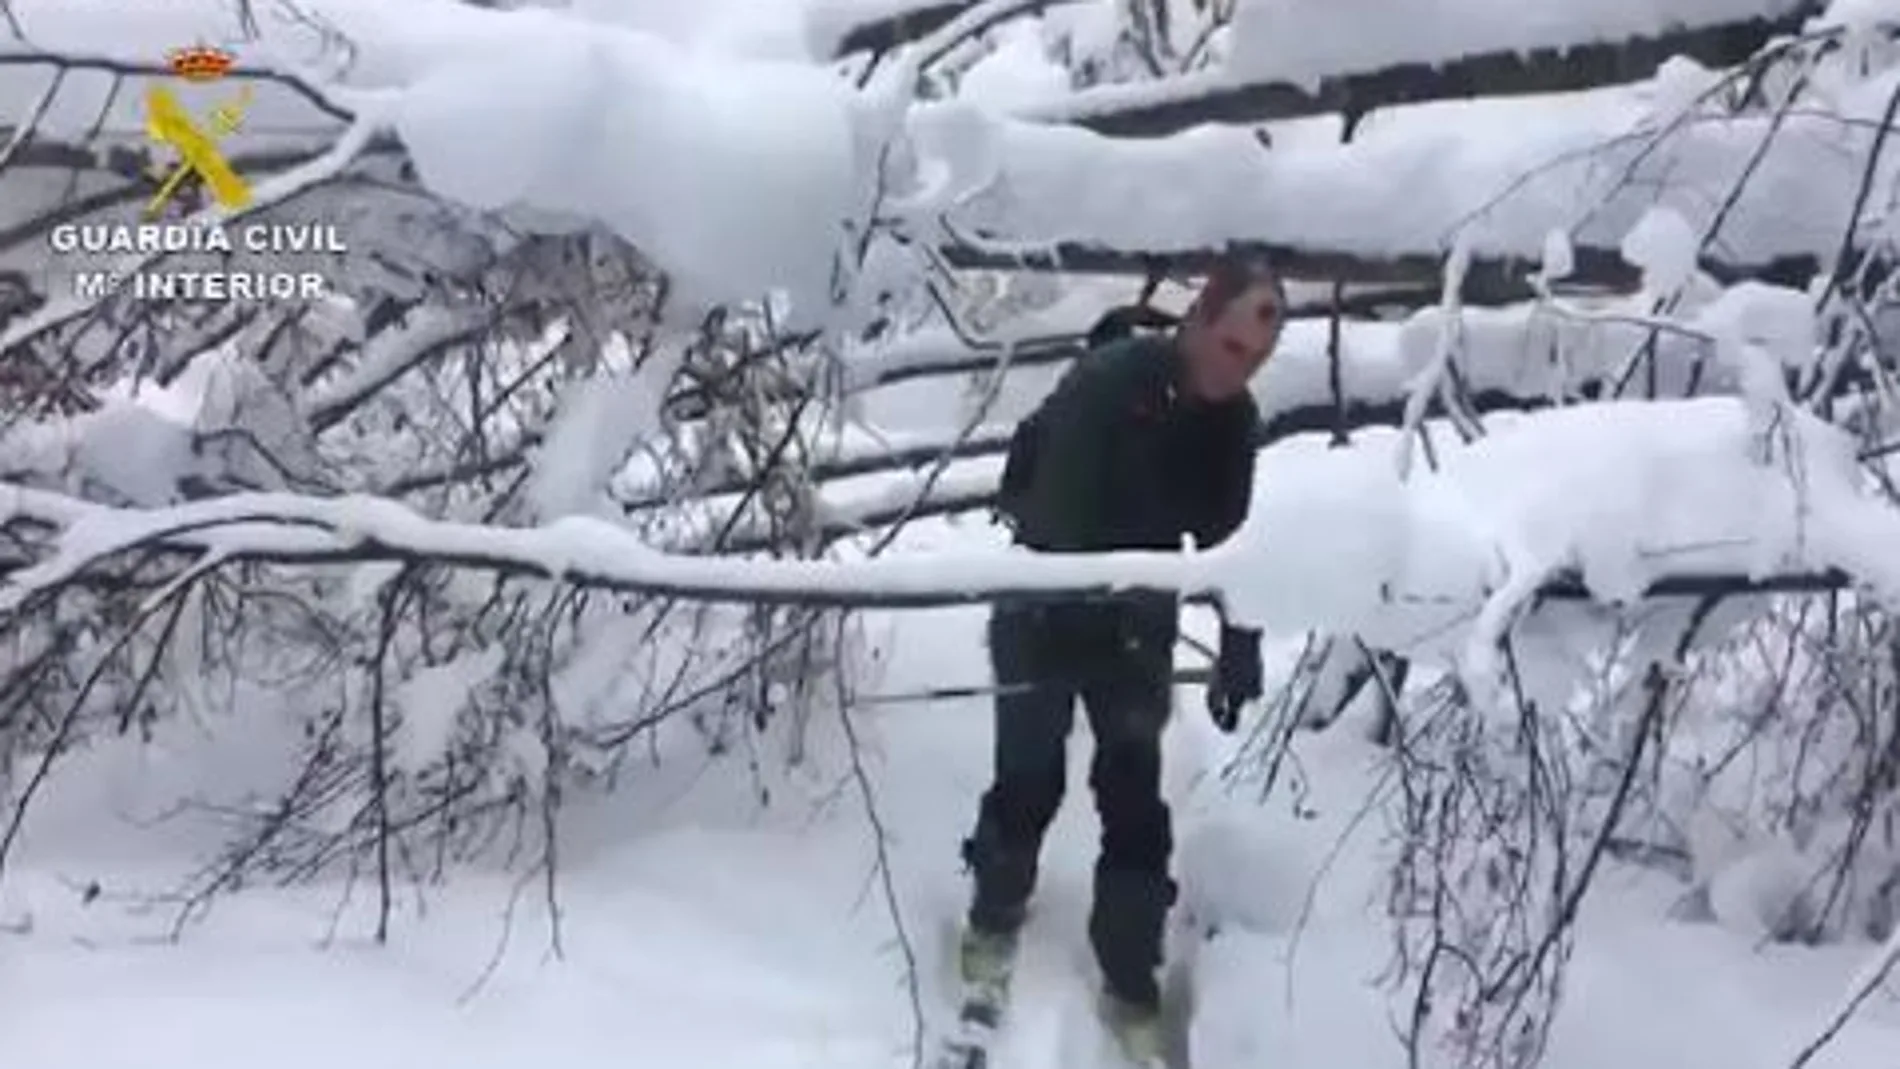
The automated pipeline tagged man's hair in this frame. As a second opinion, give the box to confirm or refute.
[1189,249,1286,321]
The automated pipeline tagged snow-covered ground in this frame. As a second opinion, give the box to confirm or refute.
[3,513,1898,1069]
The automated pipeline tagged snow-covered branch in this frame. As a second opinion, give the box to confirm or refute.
[939,236,1819,297]
[0,484,1207,610]
[916,31,1888,292]
[6,396,1897,630]
[303,306,496,431]
[1018,1,1822,135]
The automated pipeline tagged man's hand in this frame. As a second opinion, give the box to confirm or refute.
[1206,625,1263,732]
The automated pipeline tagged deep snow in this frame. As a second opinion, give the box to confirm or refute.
[4,563,1898,1069]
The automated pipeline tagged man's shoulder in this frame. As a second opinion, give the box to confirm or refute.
[1070,334,1171,394]
[1086,332,1171,368]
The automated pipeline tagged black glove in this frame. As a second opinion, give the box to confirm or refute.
[1206,626,1263,732]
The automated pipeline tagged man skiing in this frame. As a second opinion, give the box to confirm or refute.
[955,252,1283,1066]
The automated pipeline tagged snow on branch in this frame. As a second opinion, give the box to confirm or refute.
[648,282,1859,509]
[911,22,1900,294]
[303,306,496,431]
[0,0,1862,340]
[0,482,1208,611]
[940,237,1819,297]
[5,398,1896,657]
[6,0,879,327]
[1022,0,1822,136]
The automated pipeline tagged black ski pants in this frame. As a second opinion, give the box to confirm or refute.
[961,600,1177,1006]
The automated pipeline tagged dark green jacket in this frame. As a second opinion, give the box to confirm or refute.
[1000,334,1259,558]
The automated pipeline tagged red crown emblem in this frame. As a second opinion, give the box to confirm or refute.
[166,45,235,82]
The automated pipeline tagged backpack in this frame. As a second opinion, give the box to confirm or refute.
[995,408,1043,529]
[1084,303,1179,348]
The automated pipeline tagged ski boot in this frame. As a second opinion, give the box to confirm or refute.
[1098,987,1166,1068]
[957,923,1018,1011]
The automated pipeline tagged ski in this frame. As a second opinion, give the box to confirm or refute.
[934,989,1007,1069]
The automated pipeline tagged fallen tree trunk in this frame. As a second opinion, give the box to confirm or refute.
[0,482,1861,611]
[1030,4,1823,137]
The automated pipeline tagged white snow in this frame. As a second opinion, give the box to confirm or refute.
[0,481,1206,611]
[1621,204,1704,296]
[1214,397,1900,682]
[301,309,493,428]
[0,403,197,507]
[1816,0,1900,31]
[567,0,818,60]
[70,406,200,507]
[914,72,1900,270]
[955,17,1071,109]
[393,646,505,774]
[391,23,864,322]
[3,0,1874,321]
[823,278,1831,471]
[0,367,222,506]
[528,370,664,522]
[1014,0,1808,125]
[5,0,870,322]
[5,601,1899,1069]
[1540,227,1576,280]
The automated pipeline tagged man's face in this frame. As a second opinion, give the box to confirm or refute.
[1181,279,1281,401]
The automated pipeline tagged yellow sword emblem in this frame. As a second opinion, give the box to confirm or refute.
[143,83,254,218]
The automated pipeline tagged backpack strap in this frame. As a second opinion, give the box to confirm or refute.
[1084,304,1180,349]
